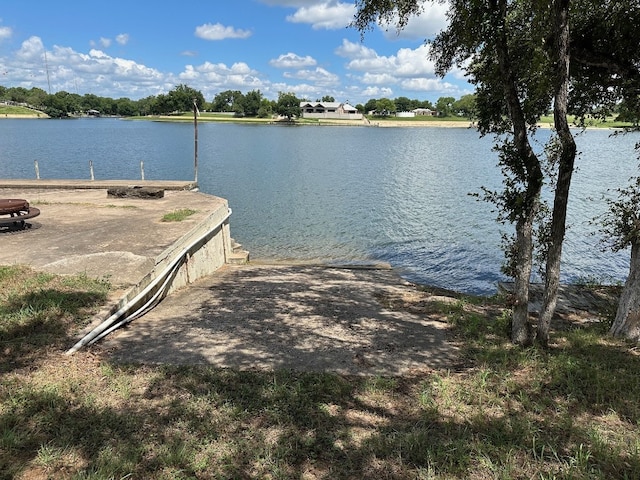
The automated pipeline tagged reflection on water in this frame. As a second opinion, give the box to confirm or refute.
[1,118,638,294]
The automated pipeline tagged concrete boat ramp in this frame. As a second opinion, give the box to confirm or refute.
[0,180,459,375]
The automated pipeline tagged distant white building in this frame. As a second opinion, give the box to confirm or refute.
[412,108,438,116]
[300,102,362,120]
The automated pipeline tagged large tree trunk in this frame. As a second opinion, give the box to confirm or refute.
[537,0,577,346]
[493,0,543,345]
[512,213,536,345]
[610,240,640,341]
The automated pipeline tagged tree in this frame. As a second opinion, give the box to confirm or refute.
[168,84,205,113]
[435,96,455,117]
[355,0,640,346]
[353,0,568,345]
[25,87,48,109]
[43,90,81,117]
[418,99,435,110]
[115,97,136,116]
[453,94,476,120]
[242,90,263,117]
[7,86,29,103]
[599,168,640,341]
[321,95,335,102]
[539,1,640,344]
[275,92,301,121]
[394,96,413,112]
[257,98,274,118]
[363,98,378,114]
[569,0,640,125]
[374,98,395,116]
[211,90,244,112]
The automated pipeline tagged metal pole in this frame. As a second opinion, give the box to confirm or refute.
[193,98,198,184]
[140,160,145,180]
[89,160,94,180]
[34,160,40,179]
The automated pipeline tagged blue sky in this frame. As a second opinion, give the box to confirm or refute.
[0,0,471,105]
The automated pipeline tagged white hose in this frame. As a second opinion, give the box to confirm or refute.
[66,208,231,354]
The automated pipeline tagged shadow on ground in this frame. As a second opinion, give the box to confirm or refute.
[99,264,459,375]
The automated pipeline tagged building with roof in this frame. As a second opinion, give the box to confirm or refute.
[300,102,362,120]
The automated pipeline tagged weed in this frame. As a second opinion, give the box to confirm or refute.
[161,208,197,222]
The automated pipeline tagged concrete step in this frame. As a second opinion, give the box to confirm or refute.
[228,250,250,264]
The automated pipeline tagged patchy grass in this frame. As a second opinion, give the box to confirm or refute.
[160,208,197,222]
[1,265,639,479]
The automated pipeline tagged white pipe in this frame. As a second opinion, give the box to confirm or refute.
[87,253,182,345]
[66,208,232,354]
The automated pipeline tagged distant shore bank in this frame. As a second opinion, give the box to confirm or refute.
[0,112,626,131]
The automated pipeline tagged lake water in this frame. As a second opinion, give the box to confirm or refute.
[1,118,638,294]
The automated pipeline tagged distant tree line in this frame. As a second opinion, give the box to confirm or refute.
[2,83,635,122]
[0,83,478,120]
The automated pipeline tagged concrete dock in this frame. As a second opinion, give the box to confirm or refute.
[0,180,224,288]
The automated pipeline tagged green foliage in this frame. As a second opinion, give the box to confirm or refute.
[569,0,640,124]
[275,91,302,120]
[435,96,456,117]
[242,89,263,116]
[210,89,244,112]
[597,170,640,252]
[374,97,395,116]
[453,94,476,119]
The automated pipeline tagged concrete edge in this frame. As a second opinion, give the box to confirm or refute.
[70,199,233,349]
[0,179,198,191]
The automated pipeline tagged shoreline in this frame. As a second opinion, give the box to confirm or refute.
[0,113,626,131]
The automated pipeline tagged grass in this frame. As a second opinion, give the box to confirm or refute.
[160,208,197,222]
[0,105,45,117]
[1,265,639,479]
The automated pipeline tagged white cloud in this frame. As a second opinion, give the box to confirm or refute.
[116,34,129,46]
[285,1,355,30]
[177,61,265,98]
[15,36,45,62]
[195,23,252,40]
[0,26,12,41]
[283,67,339,86]
[362,86,394,98]
[339,39,465,98]
[11,36,166,98]
[269,52,317,69]
[335,39,377,60]
[401,77,453,92]
[361,72,398,85]
[379,2,449,40]
[100,37,111,48]
[346,44,437,78]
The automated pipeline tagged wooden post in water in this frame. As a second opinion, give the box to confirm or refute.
[193,98,199,184]
[140,160,145,180]
[34,160,40,179]
[89,160,95,181]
